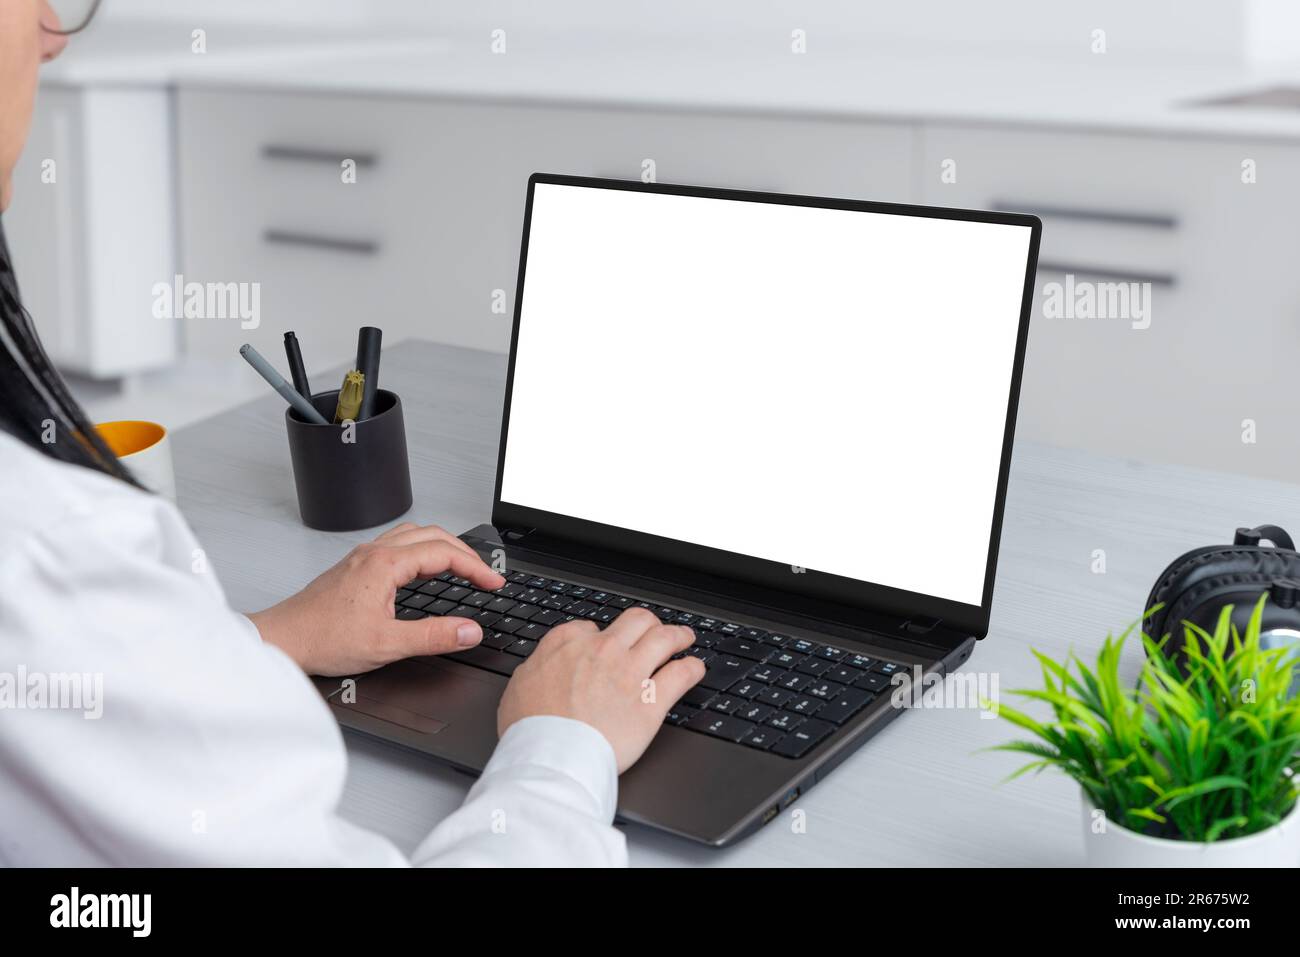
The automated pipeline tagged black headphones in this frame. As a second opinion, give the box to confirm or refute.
[1145,525,1300,661]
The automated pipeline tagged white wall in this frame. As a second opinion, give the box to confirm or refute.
[101,0,1252,64]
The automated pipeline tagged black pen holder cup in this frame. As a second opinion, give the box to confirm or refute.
[285,389,413,532]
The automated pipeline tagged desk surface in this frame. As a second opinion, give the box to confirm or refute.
[173,338,1300,866]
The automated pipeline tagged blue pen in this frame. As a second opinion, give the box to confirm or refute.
[239,343,329,425]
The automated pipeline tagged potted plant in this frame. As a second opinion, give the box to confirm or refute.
[993,597,1300,865]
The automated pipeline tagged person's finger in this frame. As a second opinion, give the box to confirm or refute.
[647,656,707,715]
[542,618,599,645]
[601,606,661,647]
[383,614,483,660]
[631,623,697,672]
[384,540,505,591]
[374,521,420,542]
[375,523,480,561]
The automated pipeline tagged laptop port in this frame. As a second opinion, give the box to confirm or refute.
[762,804,779,825]
[781,786,801,808]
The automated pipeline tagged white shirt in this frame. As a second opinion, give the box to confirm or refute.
[0,431,626,866]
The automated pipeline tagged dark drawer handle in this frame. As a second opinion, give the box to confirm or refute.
[263,229,379,255]
[262,145,378,168]
[1037,260,1175,288]
[992,200,1177,230]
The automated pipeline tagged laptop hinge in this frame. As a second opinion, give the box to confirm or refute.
[902,615,942,635]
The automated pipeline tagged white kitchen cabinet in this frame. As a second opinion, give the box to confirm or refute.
[920,124,1300,479]
[176,88,915,368]
[5,86,177,379]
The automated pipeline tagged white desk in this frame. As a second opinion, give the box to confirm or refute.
[173,339,1300,865]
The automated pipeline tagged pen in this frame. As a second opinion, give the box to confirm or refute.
[334,370,365,423]
[238,343,329,425]
[355,326,382,420]
[283,331,311,400]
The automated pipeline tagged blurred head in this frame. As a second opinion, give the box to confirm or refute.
[0,1,69,211]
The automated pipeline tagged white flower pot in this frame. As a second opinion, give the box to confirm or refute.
[1081,795,1300,867]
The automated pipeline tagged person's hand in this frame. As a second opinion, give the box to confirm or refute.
[497,608,707,773]
[248,522,505,676]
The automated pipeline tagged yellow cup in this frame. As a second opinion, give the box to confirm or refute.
[94,420,176,500]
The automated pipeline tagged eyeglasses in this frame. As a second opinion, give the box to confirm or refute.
[42,0,103,36]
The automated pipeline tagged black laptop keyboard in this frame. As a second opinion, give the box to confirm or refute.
[396,569,907,760]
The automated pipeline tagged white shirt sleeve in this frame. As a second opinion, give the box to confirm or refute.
[0,479,626,867]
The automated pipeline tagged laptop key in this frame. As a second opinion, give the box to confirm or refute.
[684,711,755,743]
[734,702,773,724]
[795,658,832,677]
[664,704,697,726]
[771,719,834,759]
[876,661,907,677]
[845,654,875,671]
[714,636,769,661]
[739,726,783,751]
[517,622,550,641]
[826,665,858,684]
[822,688,875,725]
[417,580,452,597]
[472,610,502,628]
[396,607,427,621]
[395,588,414,603]
[607,596,633,609]
[425,598,457,616]
[439,585,470,603]
[447,604,479,619]
[767,651,802,669]
[486,596,518,614]
[739,627,768,642]
[767,711,805,732]
[805,680,845,700]
[533,609,566,626]
[510,603,541,622]
[787,695,824,716]
[817,645,847,662]
[681,686,717,709]
[494,616,527,635]
[505,639,539,658]
[464,591,495,608]
[699,657,749,691]
[497,583,526,598]
[755,687,793,708]
[482,630,513,650]
[776,673,811,692]
[728,680,761,699]
[507,571,530,584]
[401,592,436,610]
[709,696,742,715]
[854,672,892,694]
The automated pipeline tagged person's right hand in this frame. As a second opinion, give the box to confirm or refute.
[497,608,706,773]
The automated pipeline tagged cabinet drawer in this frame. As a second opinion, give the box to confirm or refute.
[920,124,1300,477]
[178,88,916,367]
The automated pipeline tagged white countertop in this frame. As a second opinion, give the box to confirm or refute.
[41,21,1300,141]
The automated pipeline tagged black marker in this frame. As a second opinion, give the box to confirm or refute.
[283,331,311,400]
[355,326,382,420]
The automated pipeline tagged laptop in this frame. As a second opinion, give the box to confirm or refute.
[317,174,1041,847]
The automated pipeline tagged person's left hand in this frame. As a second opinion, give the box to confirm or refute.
[248,522,505,676]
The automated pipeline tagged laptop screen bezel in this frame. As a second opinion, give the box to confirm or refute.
[492,173,1041,637]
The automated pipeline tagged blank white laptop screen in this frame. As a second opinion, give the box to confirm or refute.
[500,182,1033,606]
